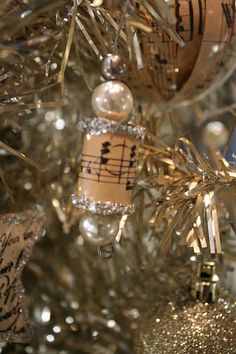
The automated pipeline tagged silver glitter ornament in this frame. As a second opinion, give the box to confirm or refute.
[101,53,128,80]
[79,211,119,246]
[135,261,236,354]
[135,290,236,354]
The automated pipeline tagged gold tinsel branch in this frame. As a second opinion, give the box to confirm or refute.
[140,136,236,254]
[0,0,182,113]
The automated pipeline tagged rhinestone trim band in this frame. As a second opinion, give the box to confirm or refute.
[71,194,135,215]
[78,117,145,140]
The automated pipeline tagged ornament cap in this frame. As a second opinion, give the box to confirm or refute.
[101,53,128,80]
[190,261,219,303]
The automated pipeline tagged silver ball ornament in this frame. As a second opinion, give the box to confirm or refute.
[101,53,127,80]
[79,212,119,246]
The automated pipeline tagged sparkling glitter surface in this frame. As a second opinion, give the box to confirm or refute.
[135,290,236,354]
[78,118,146,140]
[71,194,135,215]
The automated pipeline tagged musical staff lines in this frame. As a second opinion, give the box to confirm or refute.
[198,0,205,35]
[79,139,137,191]
[176,0,195,42]
[143,0,207,99]
[130,0,235,102]
[222,2,235,28]
[180,0,236,97]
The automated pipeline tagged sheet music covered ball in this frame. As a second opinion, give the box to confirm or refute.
[129,0,236,103]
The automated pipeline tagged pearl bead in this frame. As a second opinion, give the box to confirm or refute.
[79,212,119,246]
[101,53,127,80]
[92,81,133,122]
[202,121,228,148]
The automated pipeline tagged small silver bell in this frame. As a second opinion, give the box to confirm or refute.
[101,53,128,80]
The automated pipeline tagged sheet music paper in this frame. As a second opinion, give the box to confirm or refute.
[180,0,236,97]
[128,0,236,102]
[78,133,140,205]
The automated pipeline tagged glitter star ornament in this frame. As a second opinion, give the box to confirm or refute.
[0,211,44,345]
[135,261,236,354]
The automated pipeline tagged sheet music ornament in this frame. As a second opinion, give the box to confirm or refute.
[72,53,145,247]
[0,211,44,345]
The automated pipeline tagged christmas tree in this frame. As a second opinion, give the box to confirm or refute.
[1,1,236,353]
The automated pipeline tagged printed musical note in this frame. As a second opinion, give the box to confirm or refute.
[155,54,168,65]
[197,0,205,35]
[97,141,111,182]
[126,145,137,191]
[77,133,141,206]
[100,141,111,165]
[178,0,236,99]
